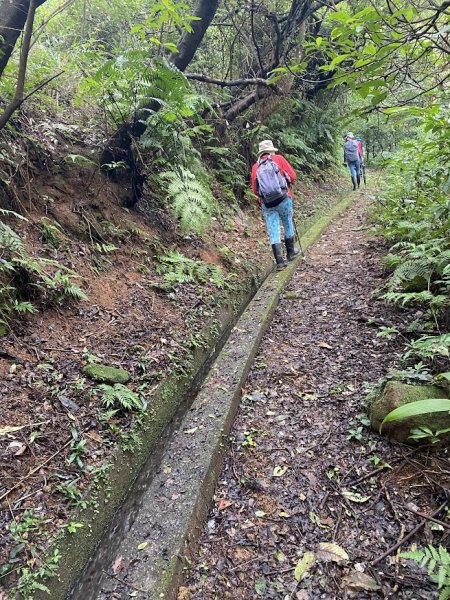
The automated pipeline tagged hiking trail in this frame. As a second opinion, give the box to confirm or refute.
[182,195,448,600]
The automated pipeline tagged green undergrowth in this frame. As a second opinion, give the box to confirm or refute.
[0,210,88,335]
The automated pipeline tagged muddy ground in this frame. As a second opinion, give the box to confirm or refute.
[182,195,450,600]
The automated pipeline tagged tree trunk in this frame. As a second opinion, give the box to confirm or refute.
[170,0,219,72]
[101,0,220,169]
[0,0,46,79]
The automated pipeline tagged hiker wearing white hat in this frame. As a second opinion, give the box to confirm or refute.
[251,140,300,270]
[343,133,361,190]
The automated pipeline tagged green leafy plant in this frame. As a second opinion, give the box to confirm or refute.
[55,480,88,509]
[377,326,399,340]
[346,426,365,443]
[403,335,450,361]
[160,167,214,234]
[156,251,224,288]
[402,545,450,600]
[68,428,88,469]
[1,510,61,599]
[0,212,88,332]
[408,426,450,444]
[40,218,65,248]
[99,383,143,412]
[381,399,450,429]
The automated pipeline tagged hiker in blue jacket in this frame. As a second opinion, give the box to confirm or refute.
[343,132,361,191]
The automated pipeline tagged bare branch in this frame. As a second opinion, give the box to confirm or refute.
[185,73,280,91]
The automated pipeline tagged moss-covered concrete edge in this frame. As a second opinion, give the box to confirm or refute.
[34,265,272,600]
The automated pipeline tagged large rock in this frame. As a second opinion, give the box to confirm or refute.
[370,381,450,444]
[82,363,131,384]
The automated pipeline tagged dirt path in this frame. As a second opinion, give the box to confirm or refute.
[182,196,448,599]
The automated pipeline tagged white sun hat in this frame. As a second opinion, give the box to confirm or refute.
[257,140,278,157]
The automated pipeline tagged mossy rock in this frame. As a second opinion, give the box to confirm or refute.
[284,291,300,299]
[82,363,131,384]
[370,381,450,444]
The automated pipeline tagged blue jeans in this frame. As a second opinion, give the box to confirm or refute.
[262,196,295,245]
[347,159,360,178]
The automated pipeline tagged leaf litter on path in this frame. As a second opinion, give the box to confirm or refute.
[183,197,445,600]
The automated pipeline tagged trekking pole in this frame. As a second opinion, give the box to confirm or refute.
[293,218,305,256]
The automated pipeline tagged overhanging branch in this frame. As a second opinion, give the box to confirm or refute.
[185,73,281,92]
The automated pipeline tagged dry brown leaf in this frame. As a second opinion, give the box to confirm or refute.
[316,542,349,563]
[86,431,103,444]
[217,499,233,511]
[14,444,27,456]
[178,587,191,600]
[112,556,125,574]
[343,571,380,592]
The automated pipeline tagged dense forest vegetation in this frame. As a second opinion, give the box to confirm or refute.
[0,0,449,598]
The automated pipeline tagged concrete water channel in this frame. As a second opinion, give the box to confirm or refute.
[63,194,355,600]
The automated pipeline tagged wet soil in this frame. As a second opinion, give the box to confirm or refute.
[182,195,450,600]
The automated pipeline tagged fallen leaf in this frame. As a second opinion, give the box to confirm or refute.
[234,547,253,562]
[274,551,287,562]
[342,490,371,503]
[318,342,333,350]
[294,551,315,581]
[0,425,27,437]
[343,571,380,592]
[184,427,198,434]
[14,444,27,456]
[217,499,232,511]
[275,414,289,422]
[255,510,266,518]
[112,556,125,574]
[163,465,172,474]
[86,431,103,444]
[59,395,81,412]
[178,586,191,600]
[317,542,349,563]
[254,577,267,596]
[279,511,290,518]
[137,541,148,551]
[273,465,288,477]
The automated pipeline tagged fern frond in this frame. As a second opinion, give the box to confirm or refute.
[388,258,431,291]
[402,545,450,598]
[0,222,25,255]
[156,251,224,288]
[404,334,450,360]
[160,167,213,234]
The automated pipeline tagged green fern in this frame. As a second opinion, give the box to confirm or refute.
[40,271,88,304]
[99,384,143,413]
[0,221,26,255]
[402,545,450,600]
[156,251,224,288]
[0,213,88,330]
[404,334,450,360]
[383,290,448,308]
[160,167,213,234]
[387,259,431,291]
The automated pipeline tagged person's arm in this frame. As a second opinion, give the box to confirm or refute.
[277,155,296,183]
[251,163,258,195]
